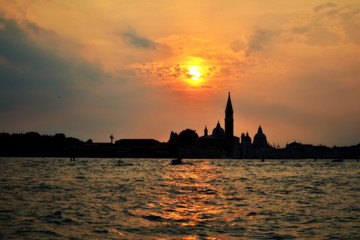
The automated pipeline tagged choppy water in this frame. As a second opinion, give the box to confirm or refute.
[0,158,359,239]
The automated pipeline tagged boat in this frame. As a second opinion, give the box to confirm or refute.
[171,158,182,165]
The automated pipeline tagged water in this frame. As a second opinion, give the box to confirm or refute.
[0,158,359,239]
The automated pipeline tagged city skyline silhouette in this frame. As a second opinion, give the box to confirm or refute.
[1,92,359,159]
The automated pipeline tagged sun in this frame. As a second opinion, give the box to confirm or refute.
[188,66,202,84]
[189,66,201,81]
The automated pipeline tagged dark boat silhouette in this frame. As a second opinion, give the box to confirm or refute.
[171,158,182,165]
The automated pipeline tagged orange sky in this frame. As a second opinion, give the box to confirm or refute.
[0,0,359,146]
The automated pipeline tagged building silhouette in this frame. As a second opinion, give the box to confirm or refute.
[197,92,270,158]
[253,126,267,148]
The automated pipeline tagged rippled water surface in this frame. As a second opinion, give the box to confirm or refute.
[1,158,360,239]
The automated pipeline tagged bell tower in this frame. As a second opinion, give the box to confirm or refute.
[225,92,234,143]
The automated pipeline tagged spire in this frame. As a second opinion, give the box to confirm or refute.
[258,125,263,133]
[204,126,208,136]
[225,92,233,114]
[225,92,234,144]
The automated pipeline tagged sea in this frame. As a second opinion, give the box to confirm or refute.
[0,158,359,240]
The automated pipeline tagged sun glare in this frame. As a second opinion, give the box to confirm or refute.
[182,57,210,87]
[189,66,202,81]
[187,66,203,86]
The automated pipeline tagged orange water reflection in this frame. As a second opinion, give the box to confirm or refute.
[123,160,264,239]
[157,161,230,226]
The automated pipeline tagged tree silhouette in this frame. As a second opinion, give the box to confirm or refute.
[177,129,199,147]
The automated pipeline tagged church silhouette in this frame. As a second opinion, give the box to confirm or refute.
[182,92,270,158]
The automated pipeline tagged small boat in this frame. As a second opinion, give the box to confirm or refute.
[171,158,182,165]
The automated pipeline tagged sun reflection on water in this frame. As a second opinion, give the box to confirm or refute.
[121,159,269,239]
[156,161,230,226]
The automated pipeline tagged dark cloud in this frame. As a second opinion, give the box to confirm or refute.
[292,25,310,35]
[0,18,68,74]
[313,2,336,12]
[245,30,277,56]
[23,20,55,35]
[0,16,106,116]
[120,29,157,49]
[229,39,246,53]
[201,85,213,89]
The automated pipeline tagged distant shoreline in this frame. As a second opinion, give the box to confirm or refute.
[0,155,359,160]
[1,132,359,159]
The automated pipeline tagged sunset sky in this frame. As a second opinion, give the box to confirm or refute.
[1,0,359,147]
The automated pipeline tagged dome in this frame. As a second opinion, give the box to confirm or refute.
[241,132,252,144]
[253,126,267,148]
[212,122,225,139]
[254,132,266,141]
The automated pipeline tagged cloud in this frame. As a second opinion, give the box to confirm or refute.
[245,30,278,56]
[344,22,360,45]
[229,38,246,53]
[0,16,106,117]
[23,19,54,36]
[304,26,340,46]
[313,2,336,12]
[132,61,220,93]
[290,2,360,46]
[120,29,157,49]
[0,18,68,75]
